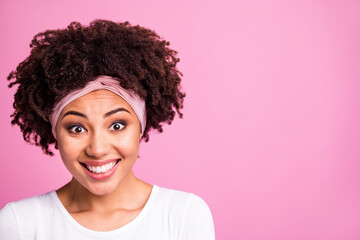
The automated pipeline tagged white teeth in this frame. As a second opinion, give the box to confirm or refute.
[85,161,117,174]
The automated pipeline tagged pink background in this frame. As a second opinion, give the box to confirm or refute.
[1,0,360,239]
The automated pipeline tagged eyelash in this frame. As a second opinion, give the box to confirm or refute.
[109,121,126,131]
[67,121,127,134]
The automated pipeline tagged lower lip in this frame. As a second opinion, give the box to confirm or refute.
[81,161,120,180]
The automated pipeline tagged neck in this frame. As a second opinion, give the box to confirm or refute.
[57,171,152,213]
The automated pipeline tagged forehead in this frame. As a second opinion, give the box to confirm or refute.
[63,89,133,112]
[76,90,121,100]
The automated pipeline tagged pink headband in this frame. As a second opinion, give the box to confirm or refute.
[50,76,146,138]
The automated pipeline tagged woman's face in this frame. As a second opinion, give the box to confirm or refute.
[55,90,141,196]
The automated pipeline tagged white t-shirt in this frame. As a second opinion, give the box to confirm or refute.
[0,185,215,239]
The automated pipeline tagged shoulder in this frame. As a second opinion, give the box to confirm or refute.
[0,192,56,239]
[0,202,19,239]
[151,186,215,239]
[2,191,55,216]
[154,185,194,203]
[154,185,212,213]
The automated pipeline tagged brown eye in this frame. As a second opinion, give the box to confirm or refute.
[109,122,125,131]
[68,125,85,134]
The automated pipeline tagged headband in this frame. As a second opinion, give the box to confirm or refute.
[49,76,146,138]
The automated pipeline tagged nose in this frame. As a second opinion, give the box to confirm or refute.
[85,131,110,158]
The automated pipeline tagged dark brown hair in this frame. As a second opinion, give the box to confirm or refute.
[8,19,185,155]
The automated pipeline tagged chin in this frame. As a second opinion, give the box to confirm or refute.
[84,181,121,196]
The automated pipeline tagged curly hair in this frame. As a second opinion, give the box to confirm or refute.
[7,19,185,156]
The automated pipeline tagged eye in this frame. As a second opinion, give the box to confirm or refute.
[68,125,86,134]
[109,121,126,131]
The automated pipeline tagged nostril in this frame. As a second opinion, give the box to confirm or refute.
[85,147,110,158]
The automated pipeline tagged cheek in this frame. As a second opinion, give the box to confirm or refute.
[57,137,84,163]
[115,133,140,157]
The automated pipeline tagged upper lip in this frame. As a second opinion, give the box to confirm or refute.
[80,158,120,167]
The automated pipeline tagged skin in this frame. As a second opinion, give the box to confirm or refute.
[55,90,152,231]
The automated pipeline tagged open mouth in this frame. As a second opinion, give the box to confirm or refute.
[81,159,120,174]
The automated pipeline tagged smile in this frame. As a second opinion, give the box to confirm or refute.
[80,159,121,180]
[85,161,117,174]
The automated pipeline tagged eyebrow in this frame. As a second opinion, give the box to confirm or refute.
[104,108,131,117]
[62,108,131,119]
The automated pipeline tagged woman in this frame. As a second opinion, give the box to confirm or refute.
[0,20,215,239]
